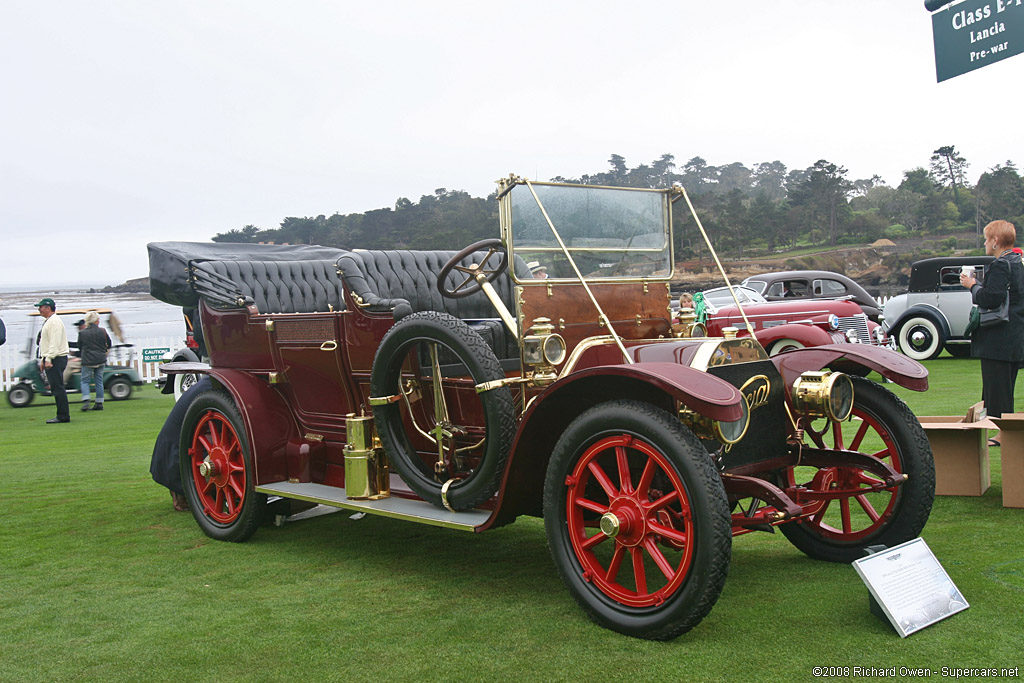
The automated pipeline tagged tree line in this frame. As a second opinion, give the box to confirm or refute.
[212,150,1024,260]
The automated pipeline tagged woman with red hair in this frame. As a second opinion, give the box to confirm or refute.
[960,220,1024,444]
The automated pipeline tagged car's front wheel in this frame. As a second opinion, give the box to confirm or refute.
[544,400,732,640]
[106,376,133,400]
[6,383,34,408]
[897,316,943,361]
[174,372,199,401]
[778,377,935,563]
[768,338,804,356]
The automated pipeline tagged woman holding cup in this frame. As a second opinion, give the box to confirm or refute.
[960,220,1024,444]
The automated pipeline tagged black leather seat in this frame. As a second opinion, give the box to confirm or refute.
[337,249,527,360]
[193,260,348,314]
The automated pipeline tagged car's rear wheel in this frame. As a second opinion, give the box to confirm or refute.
[544,400,731,640]
[371,311,515,511]
[6,383,34,408]
[897,316,943,361]
[180,390,265,542]
[778,377,935,563]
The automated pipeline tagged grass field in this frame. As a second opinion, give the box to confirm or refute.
[1,359,1022,682]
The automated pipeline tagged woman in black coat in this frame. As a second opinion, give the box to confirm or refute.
[960,220,1024,440]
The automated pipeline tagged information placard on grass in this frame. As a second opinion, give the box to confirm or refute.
[853,537,969,637]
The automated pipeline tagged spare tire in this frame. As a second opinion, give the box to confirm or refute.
[370,311,515,511]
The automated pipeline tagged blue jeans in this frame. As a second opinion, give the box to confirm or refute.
[81,364,105,403]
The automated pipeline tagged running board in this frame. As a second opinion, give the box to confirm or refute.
[255,481,490,532]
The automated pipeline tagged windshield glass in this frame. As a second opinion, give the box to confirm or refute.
[702,286,766,309]
[503,181,672,281]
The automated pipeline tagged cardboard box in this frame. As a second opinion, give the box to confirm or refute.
[988,413,1024,508]
[919,402,993,496]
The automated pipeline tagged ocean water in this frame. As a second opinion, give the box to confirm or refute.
[0,287,185,361]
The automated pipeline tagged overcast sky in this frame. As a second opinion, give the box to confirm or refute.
[2,1,1022,287]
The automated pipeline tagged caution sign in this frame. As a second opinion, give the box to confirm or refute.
[142,347,171,363]
[932,0,1024,82]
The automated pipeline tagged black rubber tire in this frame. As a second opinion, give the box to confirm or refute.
[944,343,971,358]
[107,376,133,401]
[179,389,266,542]
[778,377,935,563]
[897,316,943,361]
[7,384,34,408]
[371,311,515,511]
[543,400,732,640]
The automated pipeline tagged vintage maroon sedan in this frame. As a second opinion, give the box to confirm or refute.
[153,177,934,640]
[696,286,892,356]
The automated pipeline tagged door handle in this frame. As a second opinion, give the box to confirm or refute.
[320,341,338,351]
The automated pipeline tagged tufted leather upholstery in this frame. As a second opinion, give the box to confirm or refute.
[337,250,528,318]
[193,260,348,314]
[338,249,529,360]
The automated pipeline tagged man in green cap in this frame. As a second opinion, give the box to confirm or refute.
[36,297,70,423]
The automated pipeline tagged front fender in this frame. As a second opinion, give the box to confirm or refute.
[541,362,745,421]
[772,343,928,392]
[174,366,301,485]
[485,362,745,528]
[755,323,836,350]
[887,304,951,339]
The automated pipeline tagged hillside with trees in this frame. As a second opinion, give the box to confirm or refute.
[212,150,1024,273]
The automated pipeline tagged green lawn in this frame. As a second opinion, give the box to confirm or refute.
[1,361,1022,682]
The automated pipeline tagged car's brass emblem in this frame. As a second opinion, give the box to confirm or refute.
[740,375,771,412]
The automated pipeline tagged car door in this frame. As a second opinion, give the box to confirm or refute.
[936,264,974,336]
[268,312,357,432]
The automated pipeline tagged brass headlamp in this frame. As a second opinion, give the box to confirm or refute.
[523,317,566,387]
[791,371,854,422]
[679,399,750,446]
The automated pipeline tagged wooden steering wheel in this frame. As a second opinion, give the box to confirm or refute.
[436,239,509,299]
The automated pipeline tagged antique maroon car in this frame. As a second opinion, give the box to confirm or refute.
[697,286,892,356]
[152,177,935,640]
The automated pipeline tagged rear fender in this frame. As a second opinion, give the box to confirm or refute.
[486,362,744,526]
[183,367,301,485]
[159,352,202,393]
[771,343,928,392]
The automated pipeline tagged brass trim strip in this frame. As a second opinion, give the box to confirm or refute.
[368,394,403,406]
[475,377,528,393]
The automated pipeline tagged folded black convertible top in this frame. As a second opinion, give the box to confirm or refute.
[148,241,350,307]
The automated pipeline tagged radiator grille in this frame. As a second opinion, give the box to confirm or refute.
[836,314,875,345]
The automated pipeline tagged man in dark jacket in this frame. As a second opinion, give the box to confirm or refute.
[78,310,112,411]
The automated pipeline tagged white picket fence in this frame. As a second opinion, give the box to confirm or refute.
[0,337,181,392]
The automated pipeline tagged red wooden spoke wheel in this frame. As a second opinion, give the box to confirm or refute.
[189,410,248,525]
[779,377,935,563]
[565,434,696,608]
[179,390,265,543]
[544,400,731,641]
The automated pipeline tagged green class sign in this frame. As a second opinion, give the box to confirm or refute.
[932,0,1024,81]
